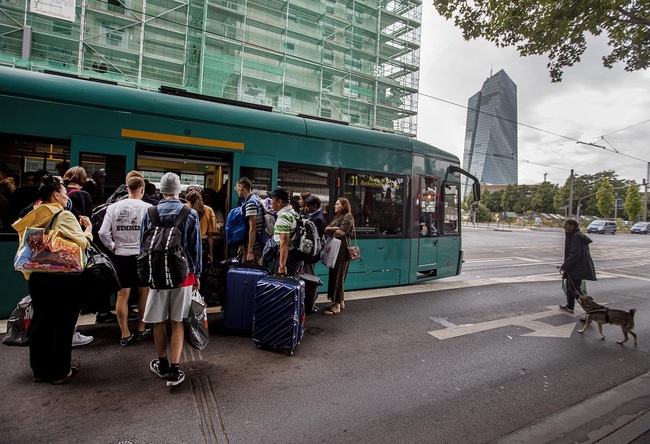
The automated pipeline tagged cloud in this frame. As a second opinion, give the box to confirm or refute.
[417,3,650,186]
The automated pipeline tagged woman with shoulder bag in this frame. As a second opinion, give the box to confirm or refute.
[12,174,93,384]
[322,197,354,315]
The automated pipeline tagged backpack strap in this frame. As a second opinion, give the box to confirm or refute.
[173,205,192,228]
[148,206,162,227]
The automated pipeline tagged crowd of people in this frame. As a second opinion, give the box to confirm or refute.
[7,166,355,387]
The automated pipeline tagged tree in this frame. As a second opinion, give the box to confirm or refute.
[532,181,557,213]
[624,184,644,222]
[501,184,522,212]
[433,1,650,82]
[596,178,615,217]
[475,203,494,222]
[481,189,504,212]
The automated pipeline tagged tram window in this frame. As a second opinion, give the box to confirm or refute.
[240,167,271,201]
[344,172,404,237]
[80,152,126,205]
[278,164,330,219]
[443,183,459,234]
[419,177,438,237]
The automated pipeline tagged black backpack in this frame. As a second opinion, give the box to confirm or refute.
[137,205,191,289]
[290,215,323,263]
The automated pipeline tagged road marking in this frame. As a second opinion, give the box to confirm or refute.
[599,271,650,282]
[428,305,580,340]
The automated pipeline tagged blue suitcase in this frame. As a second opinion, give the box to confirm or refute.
[253,275,305,355]
[223,265,269,333]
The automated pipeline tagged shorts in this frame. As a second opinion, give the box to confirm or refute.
[143,284,192,323]
[113,254,141,289]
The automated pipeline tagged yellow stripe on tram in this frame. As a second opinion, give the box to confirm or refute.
[121,129,244,151]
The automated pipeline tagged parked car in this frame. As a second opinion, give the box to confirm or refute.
[630,222,649,234]
[586,220,617,234]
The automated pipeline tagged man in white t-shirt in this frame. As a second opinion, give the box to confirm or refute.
[99,176,152,346]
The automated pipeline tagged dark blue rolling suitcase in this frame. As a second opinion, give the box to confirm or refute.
[253,276,305,356]
[223,265,269,333]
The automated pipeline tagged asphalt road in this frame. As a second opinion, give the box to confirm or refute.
[1,227,648,444]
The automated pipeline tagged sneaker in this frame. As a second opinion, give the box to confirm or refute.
[119,334,136,347]
[136,328,152,341]
[150,359,170,379]
[95,312,117,324]
[72,331,94,347]
[559,304,574,314]
[166,370,185,387]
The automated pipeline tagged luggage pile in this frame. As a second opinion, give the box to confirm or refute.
[218,259,311,356]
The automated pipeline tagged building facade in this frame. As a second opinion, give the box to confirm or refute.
[0,0,421,136]
[462,69,518,196]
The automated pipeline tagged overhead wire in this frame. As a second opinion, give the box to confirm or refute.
[418,92,650,167]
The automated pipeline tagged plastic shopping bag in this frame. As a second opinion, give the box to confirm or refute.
[320,236,341,269]
[3,295,32,347]
[14,226,85,274]
[184,290,209,350]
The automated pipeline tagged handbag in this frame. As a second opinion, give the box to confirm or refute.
[82,242,122,294]
[184,290,209,350]
[3,295,32,347]
[14,211,86,274]
[200,262,221,306]
[347,221,361,261]
[320,236,341,269]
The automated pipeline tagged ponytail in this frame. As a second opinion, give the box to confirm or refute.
[37,174,64,202]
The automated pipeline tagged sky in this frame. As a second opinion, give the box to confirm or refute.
[416,2,650,187]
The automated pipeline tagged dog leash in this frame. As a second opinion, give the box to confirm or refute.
[562,273,582,299]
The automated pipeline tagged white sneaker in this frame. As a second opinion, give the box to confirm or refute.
[72,331,94,347]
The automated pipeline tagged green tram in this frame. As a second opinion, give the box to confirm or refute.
[0,67,479,317]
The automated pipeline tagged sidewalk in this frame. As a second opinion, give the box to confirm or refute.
[495,372,650,444]
[2,283,649,443]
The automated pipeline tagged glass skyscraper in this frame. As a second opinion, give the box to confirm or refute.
[462,69,517,197]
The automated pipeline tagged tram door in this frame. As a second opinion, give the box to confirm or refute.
[71,136,135,203]
[416,176,439,270]
[436,182,461,278]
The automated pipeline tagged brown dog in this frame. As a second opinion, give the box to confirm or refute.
[576,295,637,346]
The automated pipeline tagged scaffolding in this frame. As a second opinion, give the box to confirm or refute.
[0,0,421,136]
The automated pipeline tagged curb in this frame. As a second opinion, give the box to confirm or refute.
[494,372,650,444]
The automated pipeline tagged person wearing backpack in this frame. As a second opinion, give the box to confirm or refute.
[302,195,325,311]
[235,177,264,265]
[140,172,202,387]
[269,187,302,276]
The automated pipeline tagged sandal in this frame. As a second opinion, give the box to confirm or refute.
[323,305,340,315]
[51,366,79,385]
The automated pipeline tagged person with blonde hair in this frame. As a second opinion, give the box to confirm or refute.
[99,175,152,346]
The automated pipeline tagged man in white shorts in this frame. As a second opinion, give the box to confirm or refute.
[140,172,202,387]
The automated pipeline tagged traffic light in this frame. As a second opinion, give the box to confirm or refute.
[471,202,478,212]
